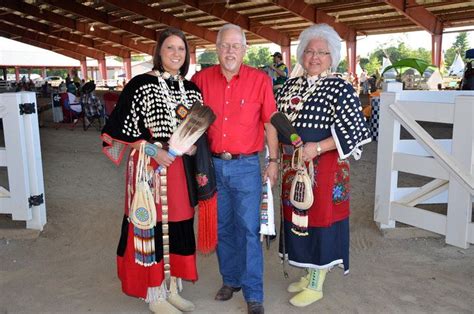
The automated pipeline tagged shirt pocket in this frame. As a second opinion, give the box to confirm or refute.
[239,100,261,127]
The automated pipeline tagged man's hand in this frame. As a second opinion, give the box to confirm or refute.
[263,162,279,187]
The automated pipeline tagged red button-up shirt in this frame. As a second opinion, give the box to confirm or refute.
[192,65,276,154]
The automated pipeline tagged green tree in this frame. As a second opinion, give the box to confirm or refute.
[444,32,469,67]
[291,55,297,68]
[365,54,381,76]
[359,57,369,70]
[368,43,433,73]
[336,58,348,73]
[397,42,412,60]
[412,47,431,64]
[198,50,218,66]
[132,55,146,62]
[243,46,272,68]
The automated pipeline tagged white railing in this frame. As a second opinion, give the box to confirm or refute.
[374,82,474,249]
[0,92,46,230]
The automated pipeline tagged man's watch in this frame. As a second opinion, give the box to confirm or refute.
[316,142,322,156]
[268,157,280,164]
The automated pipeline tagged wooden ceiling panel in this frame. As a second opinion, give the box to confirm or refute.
[0,0,472,56]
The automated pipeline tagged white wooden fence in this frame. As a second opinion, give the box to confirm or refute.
[374,82,474,249]
[0,92,46,230]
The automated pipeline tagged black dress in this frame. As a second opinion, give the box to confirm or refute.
[101,73,213,299]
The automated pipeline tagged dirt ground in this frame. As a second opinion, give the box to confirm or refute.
[0,100,473,314]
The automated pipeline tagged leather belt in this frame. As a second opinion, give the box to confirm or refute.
[212,152,258,160]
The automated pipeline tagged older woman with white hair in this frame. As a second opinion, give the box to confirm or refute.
[275,24,371,307]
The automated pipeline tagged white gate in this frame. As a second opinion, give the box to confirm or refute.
[374,83,474,249]
[0,92,46,230]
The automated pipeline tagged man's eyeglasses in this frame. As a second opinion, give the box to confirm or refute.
[217,43,246,51]
[304,50,331,57]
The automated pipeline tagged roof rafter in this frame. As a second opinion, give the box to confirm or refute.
[0,21,105,60]
[2,13,131,58]
[271,0,356,42]
[3,0,155,55]
[383,0,443,35]
[179,0,291,46]
[103,0,217,44]
[40,0,156,41]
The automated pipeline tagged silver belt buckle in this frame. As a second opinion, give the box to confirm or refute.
[220,152,232,160]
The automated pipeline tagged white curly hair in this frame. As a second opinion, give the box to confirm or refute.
[296,24,342,71]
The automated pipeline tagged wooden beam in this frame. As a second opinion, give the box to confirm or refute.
[104,0,217,44]
[346,40,356,74]
[1,0,155,55]
[383,0,443,35]
[432,34,442,67]
[0,21,105,60]
[2,14,131,58]
[179,0,291,46]
[41,0,156,41]
[271,0,356,42]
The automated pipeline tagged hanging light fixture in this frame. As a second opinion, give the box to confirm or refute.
[90,23,95,32]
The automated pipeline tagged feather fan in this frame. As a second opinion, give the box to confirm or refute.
[167,101,216,157]
[270,112,302,147]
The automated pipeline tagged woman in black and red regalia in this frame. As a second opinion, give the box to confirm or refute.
[101,27,216,313]
[275,24,371,308]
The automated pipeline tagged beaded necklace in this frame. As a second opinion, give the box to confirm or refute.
[154,70,188,131]
[280,74,325,122]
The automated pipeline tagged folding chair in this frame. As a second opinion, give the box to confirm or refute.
[82,92,104,131]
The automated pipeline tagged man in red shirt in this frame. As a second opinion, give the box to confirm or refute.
[192,24,278,314]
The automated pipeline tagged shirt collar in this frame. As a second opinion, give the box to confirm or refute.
[218,64,244,81]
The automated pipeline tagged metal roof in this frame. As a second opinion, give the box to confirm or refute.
[1,0,473,60]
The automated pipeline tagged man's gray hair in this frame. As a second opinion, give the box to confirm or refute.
[216,24,247,46]
[296,24,342,70]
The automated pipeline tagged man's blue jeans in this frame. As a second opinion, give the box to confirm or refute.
[213,155,263,303]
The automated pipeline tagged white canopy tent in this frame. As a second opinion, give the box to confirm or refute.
[448,53,465,77]
[381,57,397,79]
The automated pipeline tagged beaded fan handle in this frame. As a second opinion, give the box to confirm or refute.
[158,167,171,290]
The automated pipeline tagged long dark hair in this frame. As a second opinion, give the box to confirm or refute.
[152,27,190,76]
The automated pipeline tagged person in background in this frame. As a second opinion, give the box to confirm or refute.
[66,84,81,109]
[72,69,81,89]
[65,73,72,87]
[360,69,369,94]
[269,52,289,94]
[274,23,372,308]
[101,27,216,314]
[192,23,278,314]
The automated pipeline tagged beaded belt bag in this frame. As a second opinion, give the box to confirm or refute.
[129,142,157,266]
[289,146,314,236]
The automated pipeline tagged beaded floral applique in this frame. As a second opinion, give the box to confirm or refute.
[332,159,350,204]
[196,173,209,187]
